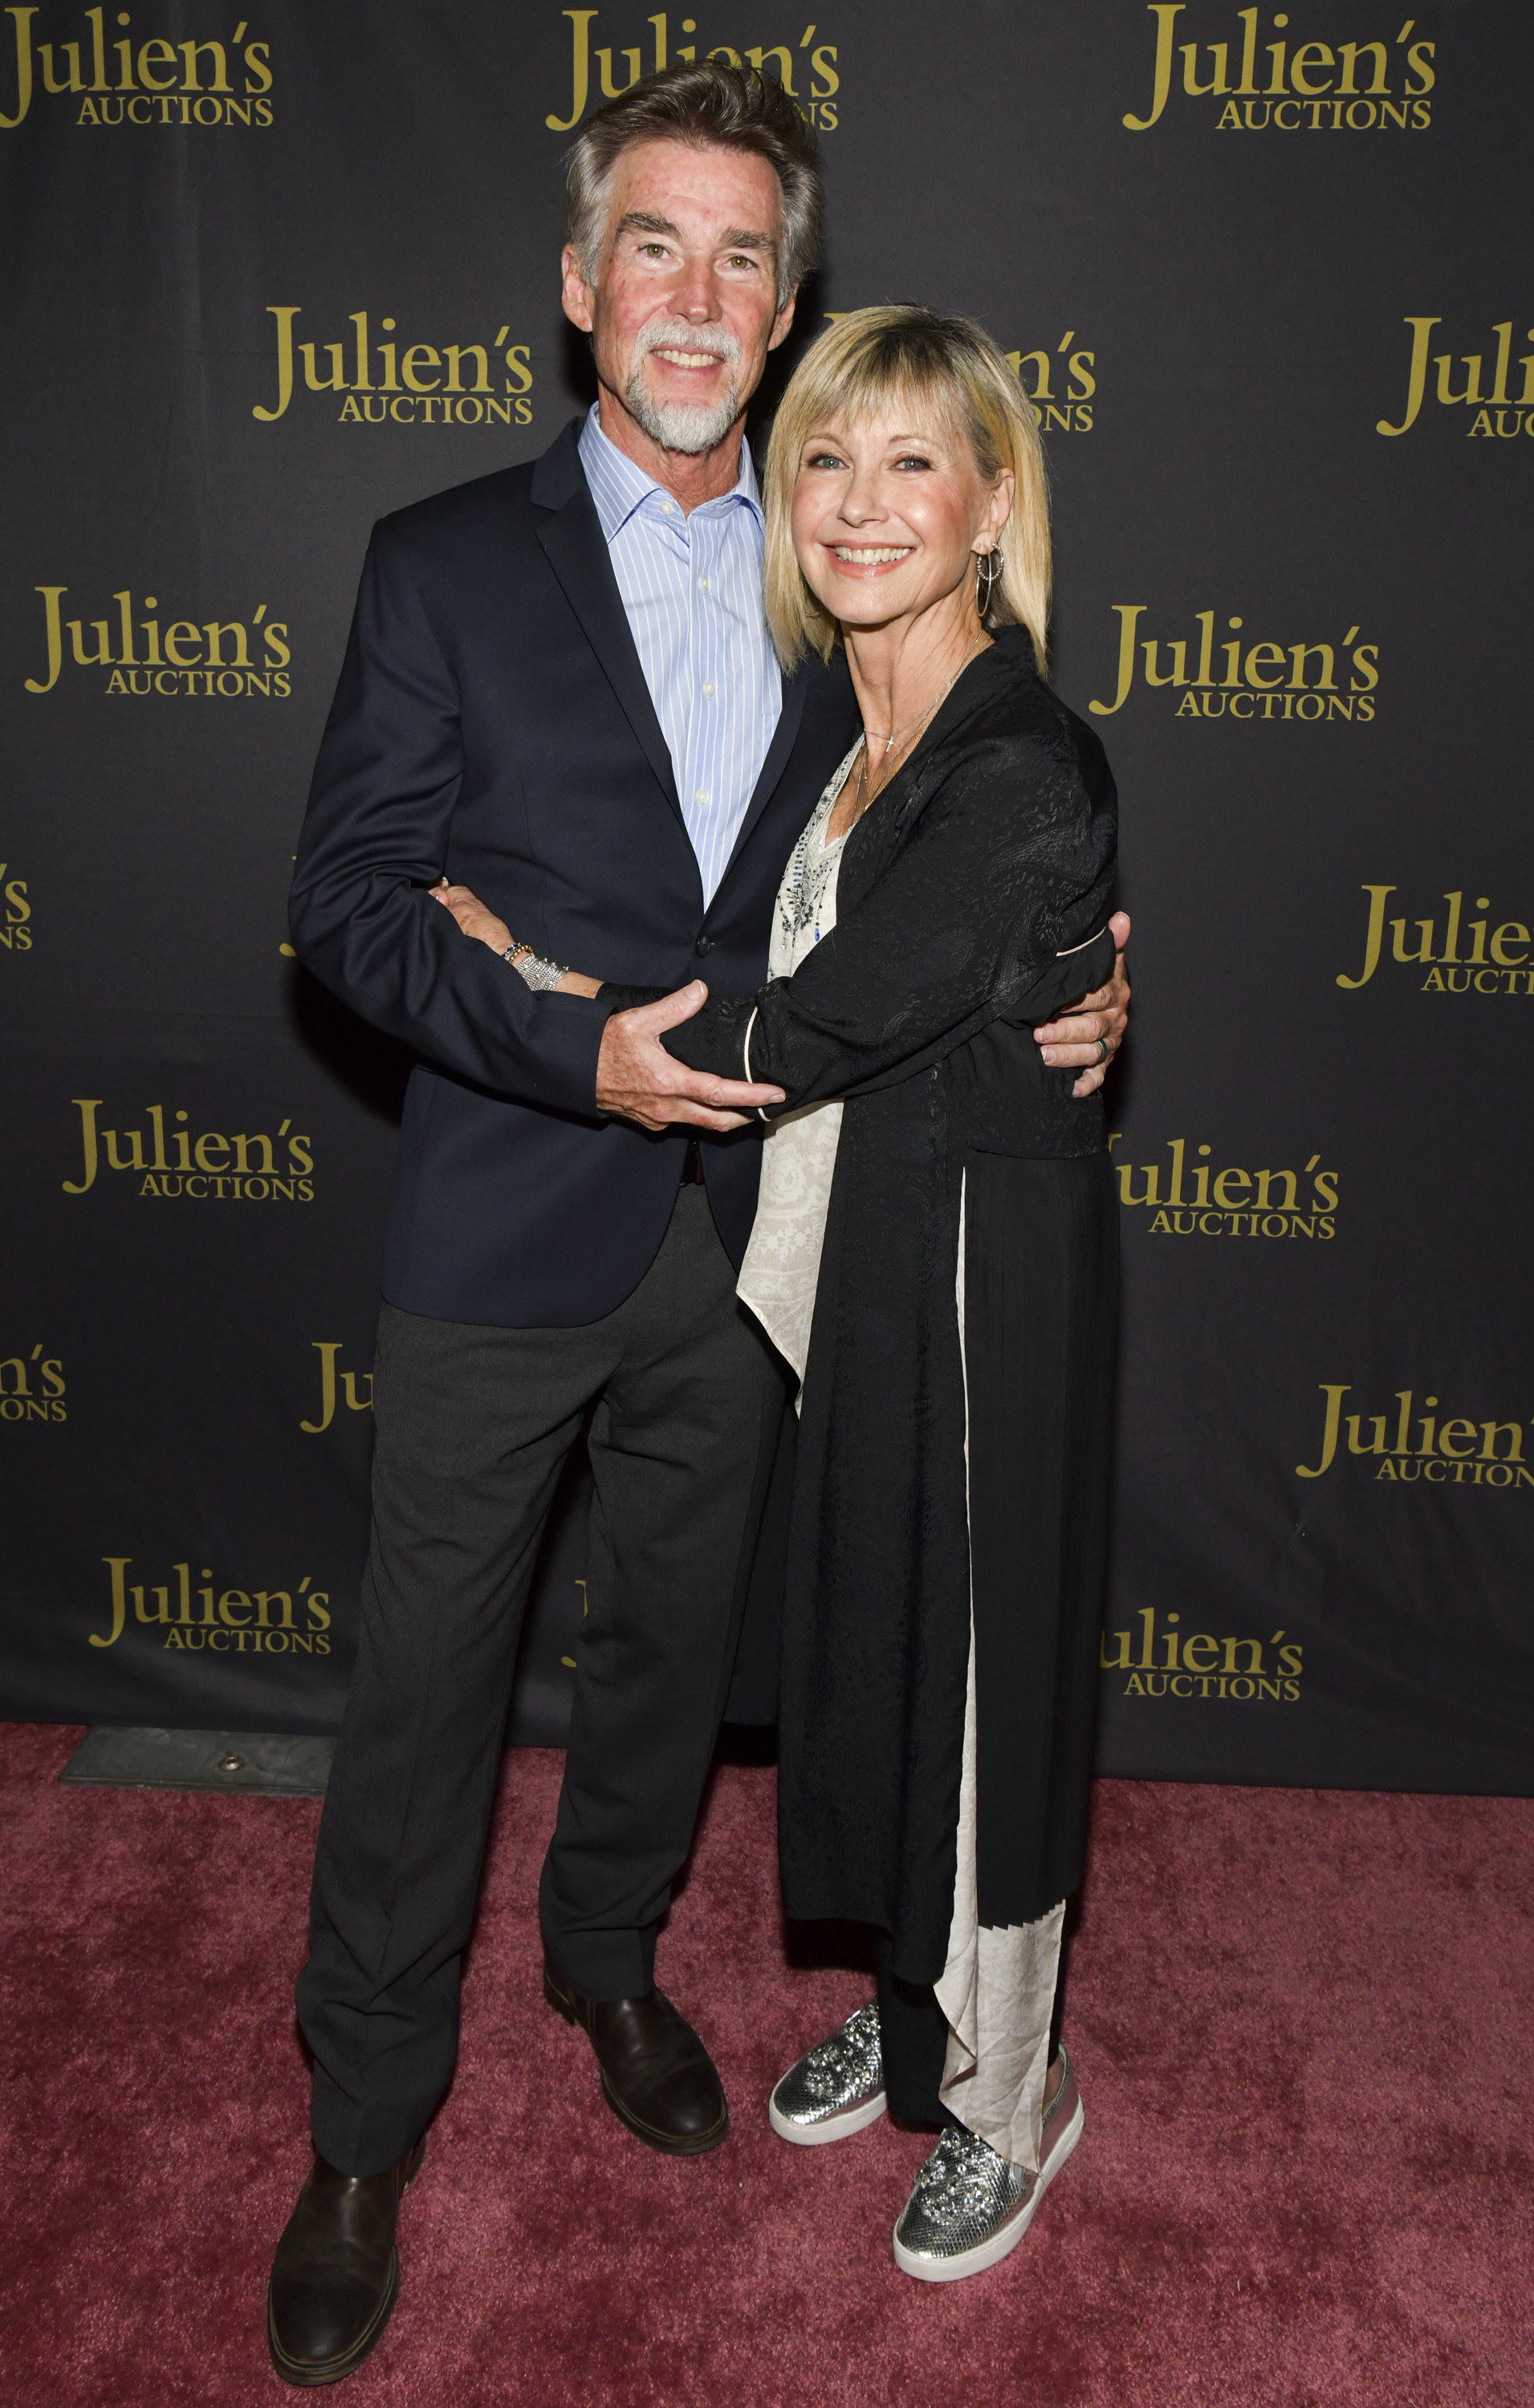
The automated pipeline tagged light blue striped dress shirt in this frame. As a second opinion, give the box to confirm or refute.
[579,404,783,907]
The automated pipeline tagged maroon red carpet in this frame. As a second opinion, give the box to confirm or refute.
[1,1722,1529,2406]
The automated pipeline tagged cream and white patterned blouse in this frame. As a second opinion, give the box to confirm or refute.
[734,738,865,1393]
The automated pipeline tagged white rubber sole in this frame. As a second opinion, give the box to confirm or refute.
[892,2096,1084,2283]
[768,2085,888,2147]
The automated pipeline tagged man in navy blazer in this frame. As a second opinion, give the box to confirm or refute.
[270,63,1127,2388]
[284,405,857,1328]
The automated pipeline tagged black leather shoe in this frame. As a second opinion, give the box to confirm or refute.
[267,2138,425,2388]
[544,1963,728,2155]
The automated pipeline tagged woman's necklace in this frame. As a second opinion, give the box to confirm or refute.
[858,632,989,808]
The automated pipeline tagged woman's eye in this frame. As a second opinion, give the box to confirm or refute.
[806,451,846,470]
[894,454,933,471]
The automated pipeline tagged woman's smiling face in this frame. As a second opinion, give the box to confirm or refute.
[789,406,1012,633]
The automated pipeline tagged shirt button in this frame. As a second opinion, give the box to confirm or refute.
[698,576,710,591]
[694,788,710,804]
[702,681,715,697]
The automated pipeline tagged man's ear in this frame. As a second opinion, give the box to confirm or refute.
[767,287,798,352]
[560,243,596,334]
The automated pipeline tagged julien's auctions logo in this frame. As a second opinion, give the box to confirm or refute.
[1336,886,1534,995]
[1101,1609,1304,1702]
[1111,1136,1337,1239]
[1123,4,1434,132]
[24,586,290,698]
[1088,605,1377,721]
[92,1557,332,1653]
[63,1099,315,1200]
[253,309,534,429]
[547,10,840,134]
[1296,1385,1532,1489]
[299,1342,374,1434]
[1,1347,66,1425]
[0,9,273,128]
[828,319,1097,433]
[1377,317,1534,440]
[1007,336,1095,436]
[0,861,31,950]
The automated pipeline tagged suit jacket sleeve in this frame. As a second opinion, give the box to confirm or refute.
[289,519,616,1113]
[659,722,1117,1109]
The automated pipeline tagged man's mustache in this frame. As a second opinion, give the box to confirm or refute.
[633,319,742,368]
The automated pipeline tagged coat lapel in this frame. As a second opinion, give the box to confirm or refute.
[712,665,808,897]
[532,429,682,824]
[528,421,848,901]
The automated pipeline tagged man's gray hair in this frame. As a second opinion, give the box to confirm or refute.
[565,61,824,307]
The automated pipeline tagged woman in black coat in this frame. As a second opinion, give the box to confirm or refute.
[660,308,1119,2284]
[439,307,1121,2283]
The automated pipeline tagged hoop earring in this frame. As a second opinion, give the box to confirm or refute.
[976,546,1003,618]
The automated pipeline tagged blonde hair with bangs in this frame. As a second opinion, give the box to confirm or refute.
[762,305,1051,675]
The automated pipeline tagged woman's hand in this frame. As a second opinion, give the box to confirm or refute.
[429,878,514,955]
[1035,909,1131,1097]
[429,879,603,999]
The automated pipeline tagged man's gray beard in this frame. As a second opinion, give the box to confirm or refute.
[622,367,743,456]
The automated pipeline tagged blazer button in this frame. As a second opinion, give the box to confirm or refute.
[694,936,713,957]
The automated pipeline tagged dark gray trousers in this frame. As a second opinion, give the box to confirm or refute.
[296,1186,787,2177]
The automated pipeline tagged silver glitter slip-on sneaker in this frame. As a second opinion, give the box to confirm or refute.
[768,2000,888,2146]
[892,2047,1084,2283]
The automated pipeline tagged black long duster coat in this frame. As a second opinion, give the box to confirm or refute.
[622,627,1119,1986]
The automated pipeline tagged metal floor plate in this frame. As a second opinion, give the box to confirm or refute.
[60,1727,335,1796]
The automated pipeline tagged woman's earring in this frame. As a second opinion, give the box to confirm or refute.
[975,546,1003,618]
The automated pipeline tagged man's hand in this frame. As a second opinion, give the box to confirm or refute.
[596,982,787,1133]
[1035,909,1131,1098]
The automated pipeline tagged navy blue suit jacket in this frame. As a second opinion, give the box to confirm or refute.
[290,419,861,1327]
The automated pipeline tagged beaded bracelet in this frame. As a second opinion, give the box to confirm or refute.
[503,941,568,992]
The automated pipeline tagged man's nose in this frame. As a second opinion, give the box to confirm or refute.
[673,258,723,321]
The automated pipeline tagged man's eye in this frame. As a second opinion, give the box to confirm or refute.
[640,242,669,258]
[725,254,758,270]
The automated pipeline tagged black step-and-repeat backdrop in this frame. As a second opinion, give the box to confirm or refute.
[3,2,1530,1789]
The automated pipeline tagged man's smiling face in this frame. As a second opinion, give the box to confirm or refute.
[562,137,796,459]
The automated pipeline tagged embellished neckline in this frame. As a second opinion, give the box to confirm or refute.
[779,739,862,954]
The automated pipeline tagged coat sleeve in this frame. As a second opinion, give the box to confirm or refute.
[659,723,1117,1110]
[288,519,616,1115]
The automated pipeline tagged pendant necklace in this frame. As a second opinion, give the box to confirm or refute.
[859,633,989,808]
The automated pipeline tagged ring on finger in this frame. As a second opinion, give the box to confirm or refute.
[1096,1036,1108,1063]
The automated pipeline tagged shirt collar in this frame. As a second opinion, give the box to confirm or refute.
[579,401,763,543]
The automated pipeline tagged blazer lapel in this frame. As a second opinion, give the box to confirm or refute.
[534,462,682,826]
[713,665,808,894]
